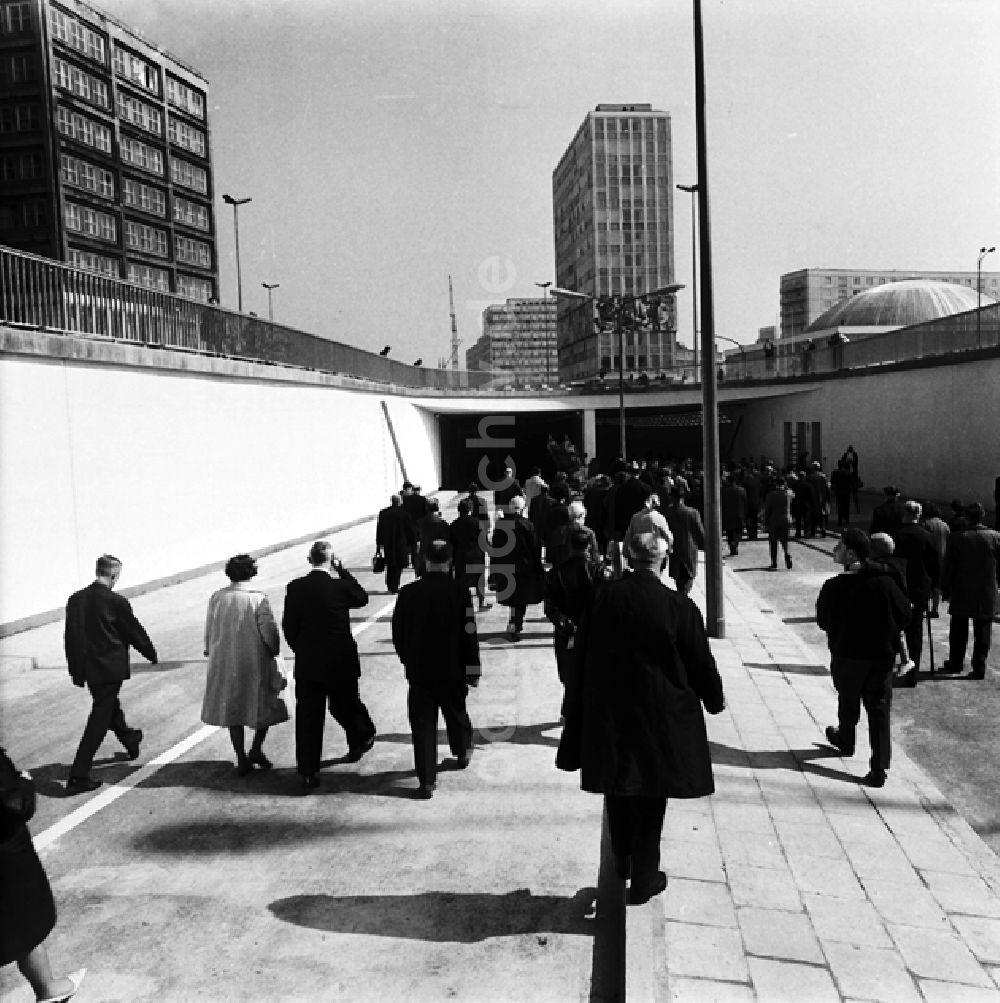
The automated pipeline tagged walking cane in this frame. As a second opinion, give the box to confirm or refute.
[926,608,935,675]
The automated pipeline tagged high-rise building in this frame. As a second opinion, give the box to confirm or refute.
[465,296,557,386]
[780,268,1000,339]
[0,0,218,301]
[551,104,676,382]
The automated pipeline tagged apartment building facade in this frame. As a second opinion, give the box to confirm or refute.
[0,0,218,301]
[465,296,557,386]
[780,267,1000,339]
[551,104,676,382]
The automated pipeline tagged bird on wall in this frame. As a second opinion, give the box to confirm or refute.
[379,345,391,356]
[413,358,423,366]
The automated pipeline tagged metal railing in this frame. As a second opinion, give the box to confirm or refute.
[0,244,497,390]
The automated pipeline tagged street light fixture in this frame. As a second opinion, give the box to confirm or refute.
[262,282,279,323]
[677,183,699,379]
[549,282,684,461]
[535,280,553,385]
[222,193,252,313]
[978,246,995,347]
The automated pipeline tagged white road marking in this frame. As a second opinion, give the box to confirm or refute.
[34,598,397,851]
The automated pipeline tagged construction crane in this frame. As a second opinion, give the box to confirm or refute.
[447,275,462,370]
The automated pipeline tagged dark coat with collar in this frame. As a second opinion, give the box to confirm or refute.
[558,570,724,797]
[490,514,543,607]
[64,581,157,686]
[391,571,481,687]
[890,522,940,605]
[376,504,416,568]
[816,562,910,660]
[281,567,368,681]
[665,500,705,580]
[942,523,1000,619]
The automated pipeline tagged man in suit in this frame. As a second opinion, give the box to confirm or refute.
[282,541,375,792]
[375,493,416,593]
[450,498,489,611]
[391,540,481,799]
[889,500,940,686]
[557,533,725,905]
[64,554,158,793]
[414,498,450,578]
[940,502,1000,679]
[664,484,706,594]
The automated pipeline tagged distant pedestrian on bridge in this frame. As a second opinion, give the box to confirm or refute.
[201,555,285,774]
[282,541,375,793]
[558,533,725,905]
[64,554,157,794]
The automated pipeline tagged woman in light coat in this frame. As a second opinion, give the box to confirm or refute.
[202,554,285,774]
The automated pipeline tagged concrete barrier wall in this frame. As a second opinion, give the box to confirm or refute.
[0,343,441,628]
[732,354,1000,507]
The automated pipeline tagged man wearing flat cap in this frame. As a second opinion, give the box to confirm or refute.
[558,533,725,905]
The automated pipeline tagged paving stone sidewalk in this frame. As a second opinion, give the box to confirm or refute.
[627,558,1000,1002]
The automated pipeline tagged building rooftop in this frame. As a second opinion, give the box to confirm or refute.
[806,279,996,331]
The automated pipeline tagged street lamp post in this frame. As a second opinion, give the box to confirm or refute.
[222,193,252,313]
[535,280,553,385]
[677,183,699,380]
[262,282,279,323]
[715,335,746,379]
[550,283,684,463]
[978,246,995,347]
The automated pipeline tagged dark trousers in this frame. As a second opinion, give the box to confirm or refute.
[768,523,790,566]
[745,508,759,540]
[70,680,135,778]
[948,615,993,674]
[507,604,526,629]
[830,657,893,775]
[295,676,375,777]
[725,528,741,555]
[385,562,404,593]
[904,602,928,671]
[407,680,472,786]
[834,493,851,527]
[605,795,668,885]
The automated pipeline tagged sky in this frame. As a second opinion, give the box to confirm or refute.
[97,0,1000,367]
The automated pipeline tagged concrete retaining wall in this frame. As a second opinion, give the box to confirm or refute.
[0,333,441,629]
[731,354,1000,508]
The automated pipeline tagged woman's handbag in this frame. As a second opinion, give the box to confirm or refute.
[372,551,386,574]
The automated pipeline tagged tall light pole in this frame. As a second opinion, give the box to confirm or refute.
[978,246,995,347]
[535,280,553,384]
[694,0,724,638]
[222,193,251,313]
[677,183,699,379]
[262,282,279,323]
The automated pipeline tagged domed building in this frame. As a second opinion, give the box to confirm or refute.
[804,279,996,340]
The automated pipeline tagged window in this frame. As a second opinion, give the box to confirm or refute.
[120,136,164,175]
[0,151,44,180]
[173,196,210,230]
[176,273,213,302]
[117,92,162,135]
[167,116,206,156]
[166,76,205,120]
[6,53,36,82]
[2,2,31,34]
[22,200,46,227]
[175,235,211,267]
[113,46,158,94]
[169,156,207,194]
[61,153,114,198]
[52,56,109,108]
[65,201,116,242]
[126,262,170,291]
[49,8,106,63]
[68,248,119,277]
[125,220,167,257]
[55,105,113,153]
[123,178,166,217]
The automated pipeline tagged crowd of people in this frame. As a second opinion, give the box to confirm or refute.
[4,454,996,988]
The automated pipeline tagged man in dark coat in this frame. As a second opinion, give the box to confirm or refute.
[64,553,158,793]
[375,494,416,593]
[817,529,911,787]
[392,540,481,798]
[489,495,543,640]
[806,462,831,538]
[583,475,611,556]
[869,486,905,537]
[450,498,489,611]
[741,465,763,541]
[664,485,706,594]
[889,500,940,685]
[719,474,747,556]
[401,483,429,570]
[414,499,450,578]
[493,464,523,517]
[558,533,725,905]
[940,502,1000,679]
[282,541,375,792]
[829,459,854,529]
